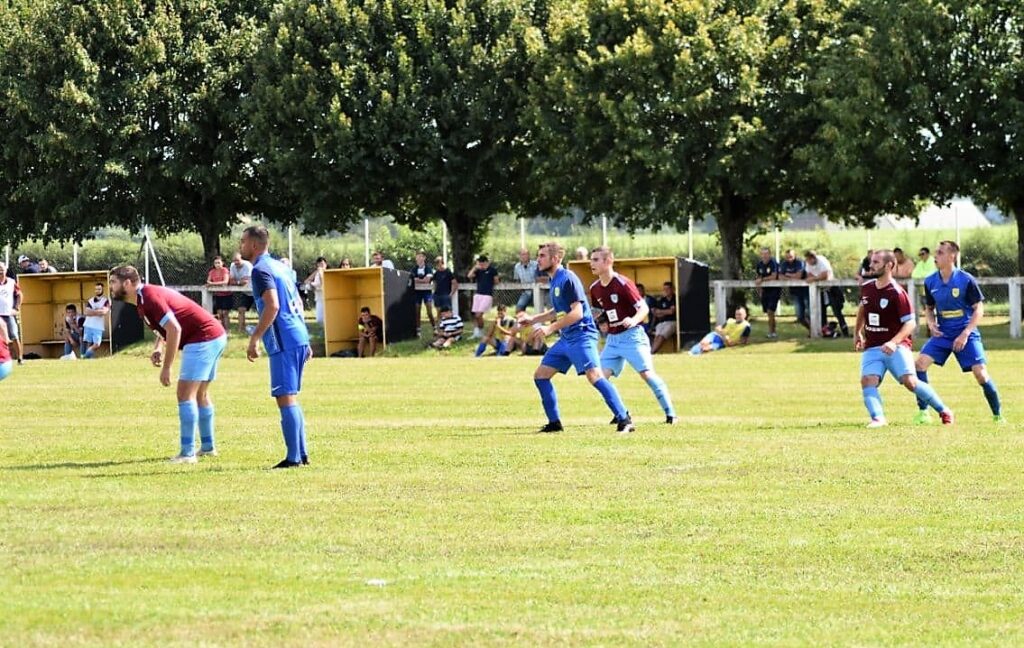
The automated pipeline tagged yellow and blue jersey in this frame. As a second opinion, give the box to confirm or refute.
[251,253,310,355]
[923,268,983,339]
[549,266,597,342]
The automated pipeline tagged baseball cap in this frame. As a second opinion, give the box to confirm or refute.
[17,254,29,263]
[477,255,488,262]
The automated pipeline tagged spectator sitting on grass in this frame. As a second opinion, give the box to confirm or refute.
[475,304,516,357]
[690,306,751,355]
[431,305,464,350]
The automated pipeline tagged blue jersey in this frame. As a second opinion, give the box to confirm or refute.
[923,268,984,339]
[251,253,310,355]
[548,266,598,342]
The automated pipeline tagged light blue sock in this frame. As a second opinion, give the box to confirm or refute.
[913,381,947,414]
[593,377,628,420]
[198,405,215,452]
[178,401,198,456]
[981,380,1001,416]
[689,343,702,355]
[534,378,560,423]
[280,405,302,463]
[915,371,929,411]
[644,374,676,417]
[862,386,884,420]
[475,342,486,357]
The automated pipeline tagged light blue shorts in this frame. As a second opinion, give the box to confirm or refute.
[269,345,310,397]
[179,334,227,382]
[0,360,12,381]
[920,333,987,372]
[83,327,104,345]
[690,332,724,355]
[861,345,914,382]
[541,335,601,375]
[601,326,653,377]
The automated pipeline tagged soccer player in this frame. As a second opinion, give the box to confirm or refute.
[518,241,634,433]
[239,225,313,468]
[588,246,677,423]
[914,240,1004,423]
[109,266,228,463]
[82,282,111,359]
[0,317,13,381]
[855,250,953,428]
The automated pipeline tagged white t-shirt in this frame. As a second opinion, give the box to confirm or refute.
[230,260,253,284]
[0,277,17,315]
[805,256,834,281]
[85,296,110,331]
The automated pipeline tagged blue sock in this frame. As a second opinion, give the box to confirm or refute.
[63,342,73,355]
[915,371,929,410]
[497,341,508,356]
[475,342,486,357]
[913,381,947,414]
[689,343,702,355]
[862,386,884,420]
[296,404,308,459]
[981,380,1001,416]
[593,377,628,420]
[198,405,215,452]
[534,378,560,423]
[644,374,676,417]
[84,347,94,359]
[178,401,198,456]
[280,405,303,463]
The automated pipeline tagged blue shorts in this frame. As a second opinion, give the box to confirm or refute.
[690,332,724,355]
[601,326,653,377]
[179,334,227,382]
[0,315,19,341]
[433,294,452,310]
[269,344,310,397]
[920,334,986,372]
[541,335,601,375]
[0,360,12,381]
[861,345,915,381]
[83,327,104,345]
[414,291,433,304]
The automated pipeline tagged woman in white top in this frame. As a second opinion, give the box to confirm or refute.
[303,257,329,324]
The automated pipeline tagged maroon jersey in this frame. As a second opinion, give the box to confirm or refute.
[136,284,225,349]
[589,274,646,334]
[859,279,914,349]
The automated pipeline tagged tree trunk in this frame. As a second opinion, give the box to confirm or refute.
[195,208,223,263]
[443,208,487,320]
[716,192,752,312]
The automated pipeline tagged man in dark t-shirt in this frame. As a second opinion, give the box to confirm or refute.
[357,306,384,357]
[754,247,781,338]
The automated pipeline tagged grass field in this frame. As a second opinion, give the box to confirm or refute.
[3,324,1023,646]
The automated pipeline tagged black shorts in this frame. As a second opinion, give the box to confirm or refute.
[234,294,255,310]
[760,288,781,312]
[213,295,233,312]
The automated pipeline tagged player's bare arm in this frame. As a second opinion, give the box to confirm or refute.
[248,288,279,362]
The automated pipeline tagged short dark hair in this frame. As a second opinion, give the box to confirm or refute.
[919,247,930,255]
[360,306,371,314]
[65,303,77,311]
[95,282,104,288]
[893,247,904,254]
[110,265,141,283]
[663,281,673,288]
[242,225,270,246]
[316,256,327,264]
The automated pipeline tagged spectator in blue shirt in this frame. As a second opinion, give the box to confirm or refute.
[754,247,781,338]
[778,249,809,332]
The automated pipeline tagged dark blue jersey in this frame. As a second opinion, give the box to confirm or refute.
[924,268,984,339]
[549,266,597,342]
[251,253,310,355]
[475,266,498,296]
[433,268,454,296]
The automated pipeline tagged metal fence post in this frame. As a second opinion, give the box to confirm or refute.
[1009,277,1021,340]
[808,283,820,338]
[713,281,727,326]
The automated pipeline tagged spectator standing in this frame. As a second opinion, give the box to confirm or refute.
[206,256,232,330]
[467,255,499,339]
[856,249,873,286]
[357,306,384,357]
[303,257,328,325]
[229,252,254,335]
[912,247,938,280]
[804,250,850,337]
[410,251,435,332]
[512,248,540,312]
[432,256,458,320]
[650,282,677,354]
[0,262,23,365]
[754,247,781,338]
[370,251,395,270]
[17,255,40,274]
[893,248,915,279]
[82,282,110,359]
[778,249,810,331]
[339,257,353,269]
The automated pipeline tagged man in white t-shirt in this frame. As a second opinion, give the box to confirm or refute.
[804,250,849,337]
[0,262,23,364]
[229,252,254,334]
[82,282,111,358]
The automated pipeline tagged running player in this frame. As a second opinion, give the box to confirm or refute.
[518,241,634,433]
[588,246,676,423]
[914,240,1003,423]
[855,250,952,428]
[109,266,227,462]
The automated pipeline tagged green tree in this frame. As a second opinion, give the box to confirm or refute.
[247,0,545,274]
[0,0,281,259]
[528,0,847,279]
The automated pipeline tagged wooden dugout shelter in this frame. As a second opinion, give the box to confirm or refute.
[322,267,417,356]
[567,256,710,352]
[18,271,144,358]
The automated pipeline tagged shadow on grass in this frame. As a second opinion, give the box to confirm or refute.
[2,458,166,471]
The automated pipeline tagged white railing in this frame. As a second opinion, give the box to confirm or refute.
[712,278,1023,339]
[167,284,251,313]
